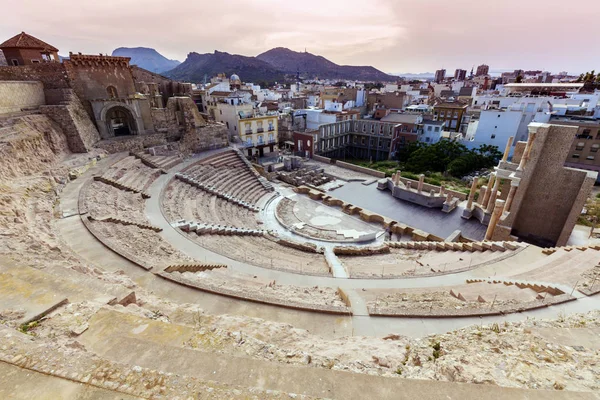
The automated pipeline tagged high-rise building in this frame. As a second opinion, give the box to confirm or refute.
[476,64,489,76]
[434,69,446,83]
[454,69,467,81]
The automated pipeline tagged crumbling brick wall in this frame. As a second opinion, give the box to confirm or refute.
[0,63,70,89]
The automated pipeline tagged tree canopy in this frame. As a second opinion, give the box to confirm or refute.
[397,139,502,177]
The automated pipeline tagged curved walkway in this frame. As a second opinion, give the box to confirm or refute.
[58,149,600,338]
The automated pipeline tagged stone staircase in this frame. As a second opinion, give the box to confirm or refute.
[130,151,167,173]
[175,173,260,211]
[388,240,525,252]
[174,220,268,236]
[87,215,162,232]
[132,150,182,172]
[542,244,600,255]
[466,278,567,297]
[93,175,151,198]
[233,147,274,191]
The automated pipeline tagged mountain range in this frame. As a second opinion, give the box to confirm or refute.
[113,46,398,83]
[164,50,286,83]
[256,47,398,82]
[111,47,180,74]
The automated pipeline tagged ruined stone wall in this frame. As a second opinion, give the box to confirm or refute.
[131,66,175,105]
[93,133,168,153]
[0,81,45,114]
[40,91,101,152]
[150,108,180,137]
[0,63,69,89]
[180,123,229,155]
[510,124,597,247]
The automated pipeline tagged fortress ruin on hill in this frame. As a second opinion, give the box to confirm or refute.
[1,31,600,399]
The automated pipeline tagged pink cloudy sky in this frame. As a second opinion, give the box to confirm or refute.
[2,0,598,74]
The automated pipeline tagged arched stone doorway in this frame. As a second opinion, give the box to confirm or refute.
[106,106,137,137]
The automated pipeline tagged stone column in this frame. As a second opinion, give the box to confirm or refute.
[517,131,537,172]
[478,186,487,206]
[503,183,518,214]
[485,199,506,240]
[417,174,425,193]
[440,185,445,196]
[502,136,514,162]
[430,189,436,197]
[394,170,401,186]
[406,181,412,190]
[466,178,478,209]
[445,193,452,203]
[486,178,501,214]
[481,174,496,208]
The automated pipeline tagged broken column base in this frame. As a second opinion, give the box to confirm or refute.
[461,207,474,219]
[442,199,459,213]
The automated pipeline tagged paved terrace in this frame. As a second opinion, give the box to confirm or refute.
[331,181,487,240]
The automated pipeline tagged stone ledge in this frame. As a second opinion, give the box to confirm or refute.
[156,271,351,315]
[368,294,576,318]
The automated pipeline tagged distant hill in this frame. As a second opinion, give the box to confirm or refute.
[111,47,180,74]
[257,47,398,82]
[163,51,285,83]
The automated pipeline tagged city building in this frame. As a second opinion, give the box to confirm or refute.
[553,116,600,180]
[434,69,446,83]
[367,91,407,113]
[313,119,400,161]
[380,113,423,157]
[0,31,59,66]
[214,92,254,138]
[238,114,279,157]
[420,120,446,143]
[454,69,467,81]
[476,64,489,76]
[432,99,469,132]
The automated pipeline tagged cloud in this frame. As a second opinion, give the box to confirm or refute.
[0,0,598,74]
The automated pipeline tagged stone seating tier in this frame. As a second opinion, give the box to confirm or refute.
[176,173,261,211]
[175,220,267,237]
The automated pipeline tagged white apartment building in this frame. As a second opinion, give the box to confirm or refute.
[421,120,446,144]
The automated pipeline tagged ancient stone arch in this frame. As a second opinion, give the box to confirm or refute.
[100,104,138,138]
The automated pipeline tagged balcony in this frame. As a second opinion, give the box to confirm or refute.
[268,127,275,132]
[268,138,276,144]
[241,141,254,148]
[257,128,264,133]
[245,130,252,135]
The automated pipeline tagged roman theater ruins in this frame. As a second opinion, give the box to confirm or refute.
[1,34,600,400]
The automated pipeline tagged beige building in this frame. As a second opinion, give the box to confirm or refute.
[238,114,278,157]
[554,117,600,180]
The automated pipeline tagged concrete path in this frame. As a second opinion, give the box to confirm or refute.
[325,248,349,278]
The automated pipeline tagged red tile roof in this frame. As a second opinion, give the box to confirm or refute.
[0,32,59,52]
